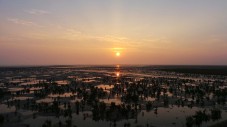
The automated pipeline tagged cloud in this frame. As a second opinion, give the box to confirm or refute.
[27,9,50,15]
[141,36,174,49]
[95,35,128,43]
[8,18,43,27]
[40,27,139,49]
[53,27,142,49]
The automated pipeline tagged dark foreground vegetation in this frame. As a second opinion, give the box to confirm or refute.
[158,66,227,76]
[0,65,226,127]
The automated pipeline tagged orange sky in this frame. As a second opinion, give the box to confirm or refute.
[0,0,227,65]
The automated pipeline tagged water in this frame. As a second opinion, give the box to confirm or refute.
[0,65,226,127]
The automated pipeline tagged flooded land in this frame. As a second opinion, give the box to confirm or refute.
[0,65,227,127]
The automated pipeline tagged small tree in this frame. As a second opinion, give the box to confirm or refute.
[0,115,4,124]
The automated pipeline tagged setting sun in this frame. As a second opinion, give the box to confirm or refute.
[116,52,121,57]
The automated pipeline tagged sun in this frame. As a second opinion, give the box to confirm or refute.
[112,47,123,57]
[116,52,120,57]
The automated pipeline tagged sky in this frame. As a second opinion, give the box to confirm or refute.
[0,0,227,65]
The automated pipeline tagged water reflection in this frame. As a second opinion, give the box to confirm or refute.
[116,72,120,77]
[0,65,226,127]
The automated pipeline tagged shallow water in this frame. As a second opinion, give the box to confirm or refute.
[0,65,227,127]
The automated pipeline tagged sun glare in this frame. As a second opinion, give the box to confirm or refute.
[116,52,120,57]
[116,72,120,77]
[112,48,123,57]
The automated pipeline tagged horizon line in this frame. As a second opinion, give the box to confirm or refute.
[0,64,227,68]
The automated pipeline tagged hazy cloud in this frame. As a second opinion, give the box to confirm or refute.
[8,18,43,27]
[26,9,50,15]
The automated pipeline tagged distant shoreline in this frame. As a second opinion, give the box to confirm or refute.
[0,65,227,76]
[0,64,227,68]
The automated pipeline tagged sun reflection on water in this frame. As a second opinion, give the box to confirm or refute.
[116,72,120,77]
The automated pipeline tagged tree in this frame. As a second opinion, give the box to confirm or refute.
[0,115,4,124]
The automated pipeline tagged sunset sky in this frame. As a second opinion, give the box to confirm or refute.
[0,0,227,65]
